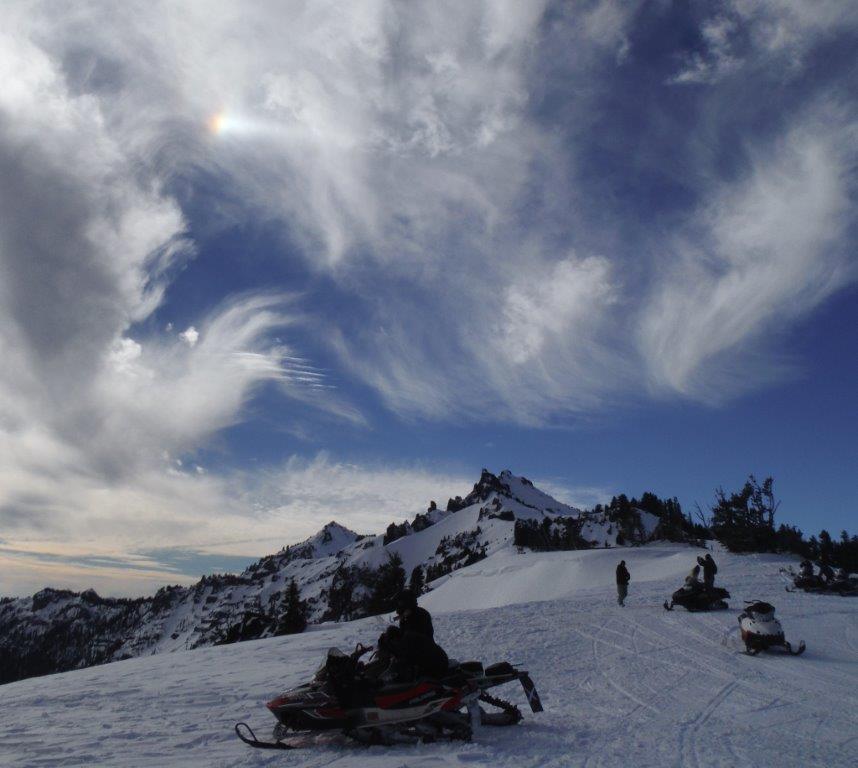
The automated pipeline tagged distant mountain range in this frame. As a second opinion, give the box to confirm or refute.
[0,469,681,685]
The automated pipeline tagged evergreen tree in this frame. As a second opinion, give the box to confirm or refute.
[819,530,834,563]
[365,553,406,615]
[275,578,307,635]
[409,565,425,595]
[325,563,356,621]
[710,476,779,552]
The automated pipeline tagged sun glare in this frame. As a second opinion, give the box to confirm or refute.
[208,111,227,135]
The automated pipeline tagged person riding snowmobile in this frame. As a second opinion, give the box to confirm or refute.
[697,553,718,590]
[685,564,702,590]
[665,564,730,611]
[793,560,828,591]
[396,589,436,639]
[373,590,449,681]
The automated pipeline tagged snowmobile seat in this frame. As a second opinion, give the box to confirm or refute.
[484,661,515,678]
[456,661,484,675]
[440,661,484,687]
[745,601,775,619]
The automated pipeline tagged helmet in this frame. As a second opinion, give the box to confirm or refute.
[395,589,418,614]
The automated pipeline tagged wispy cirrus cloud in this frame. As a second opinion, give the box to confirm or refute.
[640,111,857,400]
[1,0,857,595]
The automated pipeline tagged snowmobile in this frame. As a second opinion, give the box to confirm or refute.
[235,643,543,749]
[780,566,858,596]
[663,583,730,612]
[738,601,805,656]
[826,575,858,596]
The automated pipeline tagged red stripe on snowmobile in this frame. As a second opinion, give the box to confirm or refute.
[441,690,464,711]
[313,707,349,719]
[375,681,437,707]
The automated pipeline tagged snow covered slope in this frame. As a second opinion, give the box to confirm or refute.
[2,544,856,768]
[1,470,670,684]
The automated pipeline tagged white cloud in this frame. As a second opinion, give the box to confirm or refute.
[0,452,472,596]
[179,326,199,347]
[669,16,740,85]
[669,1,858,85]
[640,112,857,399]
[0,0,648,431]
[0,0,856,596]
[498,255,615,366]
[0,5,371,596]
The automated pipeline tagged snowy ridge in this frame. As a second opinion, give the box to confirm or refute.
[2,544,856,768]
[0,469,667,684]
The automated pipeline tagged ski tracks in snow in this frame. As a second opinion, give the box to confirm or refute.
[676,680,738,768]
[1,546,856,768]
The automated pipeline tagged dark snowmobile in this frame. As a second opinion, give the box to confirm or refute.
[826,575,858,596]
[738,601,805,656]
[663,584,730,612]
[781,566,858,596]
[235,644,543,749]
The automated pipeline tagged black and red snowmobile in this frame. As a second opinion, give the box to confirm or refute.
[738,601,805,656]
[235,644,543,749]
[663,583,730,612]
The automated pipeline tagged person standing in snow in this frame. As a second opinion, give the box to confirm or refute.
[697,553,718,590]
[616,560,630,606]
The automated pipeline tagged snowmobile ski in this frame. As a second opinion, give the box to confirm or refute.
[234,722,294,750]
[518,672,544,712]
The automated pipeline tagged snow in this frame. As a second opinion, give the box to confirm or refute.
[2,543,856,768]
[421,544,698,613]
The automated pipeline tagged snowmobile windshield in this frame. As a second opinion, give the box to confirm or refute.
[747,602,775,615]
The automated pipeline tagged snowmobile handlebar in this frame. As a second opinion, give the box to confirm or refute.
[350,642,374,661]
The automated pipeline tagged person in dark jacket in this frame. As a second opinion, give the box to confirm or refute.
[376,590,448,680]
[616,560,630,606]
[697,553,718,590]
[396,590,436,639]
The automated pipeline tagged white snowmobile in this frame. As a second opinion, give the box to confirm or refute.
[738,601,805,656]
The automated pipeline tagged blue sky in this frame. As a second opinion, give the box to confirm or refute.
[0,1,856,596]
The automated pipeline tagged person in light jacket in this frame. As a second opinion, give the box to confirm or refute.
[685,564,701,590]
[616,560,630,606]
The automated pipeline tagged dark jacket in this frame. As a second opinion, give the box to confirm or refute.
[616,563,630,586]
[399,606,435,640]
[698,555,717,582]
[380,606,448,679]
